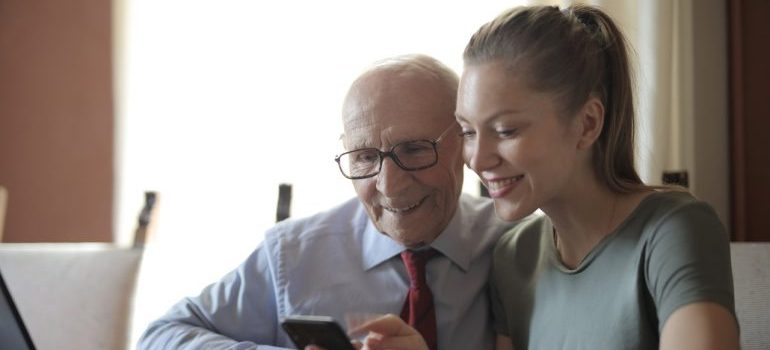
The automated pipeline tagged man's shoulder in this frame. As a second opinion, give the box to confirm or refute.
[264,197,367,244]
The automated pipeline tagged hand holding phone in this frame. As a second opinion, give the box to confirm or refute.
[281,315,356,350]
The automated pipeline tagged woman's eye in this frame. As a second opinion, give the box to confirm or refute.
[459,130,476,138]
[497,129,517,137]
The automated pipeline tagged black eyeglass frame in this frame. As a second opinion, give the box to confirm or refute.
[334,123,457,180]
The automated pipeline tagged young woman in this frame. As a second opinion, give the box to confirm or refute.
[348,4,739,350]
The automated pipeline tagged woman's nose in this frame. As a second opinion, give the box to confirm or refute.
[464,136,499,173]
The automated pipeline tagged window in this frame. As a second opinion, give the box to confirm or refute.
[116,0,527,344]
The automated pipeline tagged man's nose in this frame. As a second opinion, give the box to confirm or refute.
[376,156,410,196]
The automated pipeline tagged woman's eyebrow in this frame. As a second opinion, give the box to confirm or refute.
[456,109,526,124]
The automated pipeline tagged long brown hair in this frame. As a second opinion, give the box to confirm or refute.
[464,5,646,193]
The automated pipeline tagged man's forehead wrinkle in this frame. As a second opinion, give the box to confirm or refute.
[341,61,454,151]
[343,88,377,134]
[346,74,423,118]
[343,113,402,150]
[342,73,395,129]
[343,76,382,121]
[342,92,378,150]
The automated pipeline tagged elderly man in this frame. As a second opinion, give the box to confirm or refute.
[138,54,512,350]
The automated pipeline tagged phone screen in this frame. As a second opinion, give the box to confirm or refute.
[281,315,356,350]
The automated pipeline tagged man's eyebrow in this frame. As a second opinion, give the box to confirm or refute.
[345,139,375,151]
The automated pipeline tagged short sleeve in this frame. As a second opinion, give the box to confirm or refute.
[644,200,735,331]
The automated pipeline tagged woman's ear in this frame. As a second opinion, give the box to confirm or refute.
[575,97,605,150]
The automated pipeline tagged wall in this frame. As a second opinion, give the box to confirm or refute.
[730,0,770,241]
[0,0,113,242]
[690,0,730,231]
[0,0,765,242]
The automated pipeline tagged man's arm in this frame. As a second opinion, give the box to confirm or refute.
[660,302,739,350]
[138,245,289,350]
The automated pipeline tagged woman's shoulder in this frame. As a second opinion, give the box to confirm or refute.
[633,190,718,224]
[629,189,726,243]
[494,213,550,262]
[498,212,548,241]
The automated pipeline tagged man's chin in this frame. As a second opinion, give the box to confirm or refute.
[392,236,428,249]
[378,225,436,248]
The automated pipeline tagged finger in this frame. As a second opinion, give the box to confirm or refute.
[363,333,428,350]
[345,312,385,330]
[350,314,414,337]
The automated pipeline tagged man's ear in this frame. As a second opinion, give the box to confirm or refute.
[339,133,348,150]
[575,97,605,150]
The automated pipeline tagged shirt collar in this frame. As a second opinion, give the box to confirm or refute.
[361,200,472,272]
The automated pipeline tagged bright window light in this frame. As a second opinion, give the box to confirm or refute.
[115,1,528,346]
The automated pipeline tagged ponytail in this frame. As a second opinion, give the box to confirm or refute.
[464,5,645,193]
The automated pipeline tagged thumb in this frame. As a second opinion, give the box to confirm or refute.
[349,314,414,338]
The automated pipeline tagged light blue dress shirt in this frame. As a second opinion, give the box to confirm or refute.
[138,193,512,350]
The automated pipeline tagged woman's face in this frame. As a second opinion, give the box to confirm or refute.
[455,60,584,221]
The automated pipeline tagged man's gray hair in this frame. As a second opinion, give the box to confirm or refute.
[352,54,459,104]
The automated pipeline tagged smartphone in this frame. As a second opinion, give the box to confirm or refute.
[280,315,356,350]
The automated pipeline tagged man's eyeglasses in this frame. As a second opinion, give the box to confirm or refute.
[335,123,457,180]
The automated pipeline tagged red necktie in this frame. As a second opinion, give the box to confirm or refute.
[400,249,438,350]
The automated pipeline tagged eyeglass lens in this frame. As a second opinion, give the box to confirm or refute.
[339,140,437,178]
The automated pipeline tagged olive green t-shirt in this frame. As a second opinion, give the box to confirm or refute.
[490,191,735,350]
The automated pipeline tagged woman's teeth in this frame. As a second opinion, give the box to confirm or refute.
[487,175,523,191]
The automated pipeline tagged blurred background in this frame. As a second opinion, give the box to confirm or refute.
[0,0,768,347]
